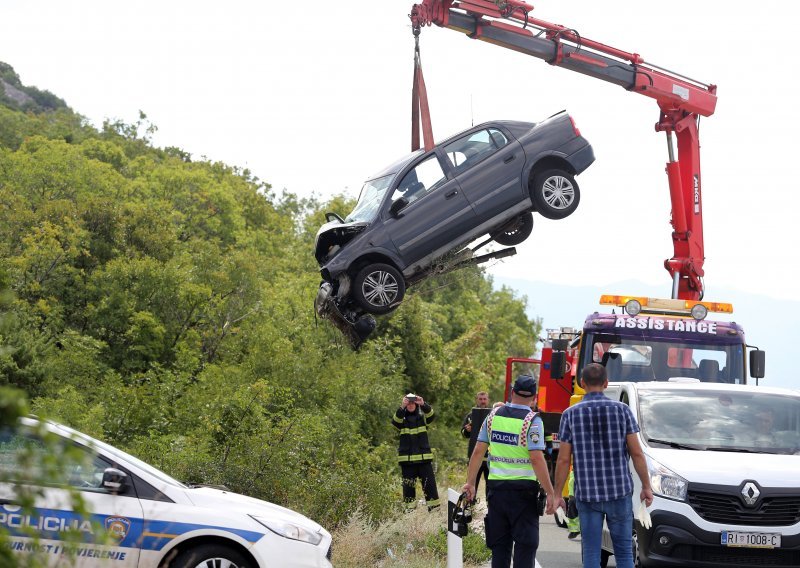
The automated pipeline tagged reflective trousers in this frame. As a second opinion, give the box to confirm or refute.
[400,462,440,509]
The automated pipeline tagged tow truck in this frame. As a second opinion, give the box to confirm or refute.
[409,0,766,466]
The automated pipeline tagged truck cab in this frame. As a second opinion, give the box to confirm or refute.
[554,295,766,405]
[505,294,766,489]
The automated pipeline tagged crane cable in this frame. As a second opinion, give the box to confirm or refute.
[411,29,435,152]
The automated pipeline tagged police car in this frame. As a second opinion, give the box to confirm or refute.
[0,417,333,567]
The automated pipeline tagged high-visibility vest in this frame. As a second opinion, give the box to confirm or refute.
[486,408,539,482]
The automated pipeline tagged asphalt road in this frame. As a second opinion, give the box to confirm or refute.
[478,513,619,568]
[535,513,584,567]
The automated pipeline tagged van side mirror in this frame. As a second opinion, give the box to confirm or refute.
[550,351,566,379]
[749,349,765,380]
[390,197,409,218]
[102,468,129,493]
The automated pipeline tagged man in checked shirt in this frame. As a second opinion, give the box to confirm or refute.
[553,363,654,568]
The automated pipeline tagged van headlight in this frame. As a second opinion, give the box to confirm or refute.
[646,455,688,501]
[251,515,323,546]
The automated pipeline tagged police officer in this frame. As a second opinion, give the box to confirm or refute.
[462,375,556,568]
[392,393,440,511]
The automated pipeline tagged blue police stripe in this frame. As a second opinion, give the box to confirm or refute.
[0,506,264,550]
[139,519,264,550]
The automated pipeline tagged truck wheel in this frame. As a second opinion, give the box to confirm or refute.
[353,263,405,314]
[491,212,533,246]
[530,168,580,220]
[169,544,252,568]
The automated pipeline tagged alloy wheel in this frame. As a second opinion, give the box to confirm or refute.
[361,269,400,308]
[541,174,576,211]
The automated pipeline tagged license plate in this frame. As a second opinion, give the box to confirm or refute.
[721,531,781,548]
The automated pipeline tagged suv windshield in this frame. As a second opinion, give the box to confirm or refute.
[345,175,394,223]
[639,389,800,454]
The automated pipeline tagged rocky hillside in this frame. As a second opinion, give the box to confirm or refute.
[0,62,67,113]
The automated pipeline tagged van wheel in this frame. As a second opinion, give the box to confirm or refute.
[633,529,642,568]
[530,168,580,220]
[353,263,405,314]
[491,212,533,246]
[169,544,252,568]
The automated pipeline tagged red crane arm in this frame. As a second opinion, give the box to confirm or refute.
[410,0,718,300]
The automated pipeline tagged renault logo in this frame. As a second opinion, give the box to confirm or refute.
[741,482,760,506]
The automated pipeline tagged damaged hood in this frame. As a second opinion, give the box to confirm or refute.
[314,219,369,265]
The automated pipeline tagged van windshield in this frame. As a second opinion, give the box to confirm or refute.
[639,389,800,454]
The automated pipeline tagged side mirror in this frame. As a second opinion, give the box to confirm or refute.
[549,339,569,380]
[550,351,566,379]
[102,467,129,493]
[390,197,409,218]
[749,349,765,380]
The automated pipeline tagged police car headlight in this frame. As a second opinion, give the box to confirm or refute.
[646,455,687,501]
[251,516,323,546]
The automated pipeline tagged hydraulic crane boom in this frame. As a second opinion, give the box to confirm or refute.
[410,0,718,300]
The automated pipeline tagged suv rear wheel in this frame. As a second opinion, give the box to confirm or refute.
[491,212,533,246]
[353,263,405,314]
[531,168,580,220]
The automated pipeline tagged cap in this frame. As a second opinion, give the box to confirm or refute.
[512,375,537,397]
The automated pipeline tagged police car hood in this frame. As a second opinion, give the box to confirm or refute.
[648,447,800,487]
[185,486,327,534]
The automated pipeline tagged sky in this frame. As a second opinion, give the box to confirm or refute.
[2,1,798,385]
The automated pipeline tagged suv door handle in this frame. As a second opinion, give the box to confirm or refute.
[503,155,516,164]
[445,189,459,199]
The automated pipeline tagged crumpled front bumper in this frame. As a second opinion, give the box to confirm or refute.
[314,282,376,350]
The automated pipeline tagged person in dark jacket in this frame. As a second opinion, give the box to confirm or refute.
[392,393,440,511]
[461,391,490,495]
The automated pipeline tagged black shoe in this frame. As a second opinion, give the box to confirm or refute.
[568,531,580,540]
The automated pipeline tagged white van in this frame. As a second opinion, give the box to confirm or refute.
[600,382,800,567]
[0,417,333,567]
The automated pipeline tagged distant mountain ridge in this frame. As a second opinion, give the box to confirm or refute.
[0,61,67,113]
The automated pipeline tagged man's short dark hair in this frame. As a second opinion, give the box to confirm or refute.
[582,363,607,387]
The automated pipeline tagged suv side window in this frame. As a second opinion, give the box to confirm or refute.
[444,128,508,172]
[392,155,447,204]
[0,427,111,490]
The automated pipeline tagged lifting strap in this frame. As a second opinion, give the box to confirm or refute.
[411,31,435,152]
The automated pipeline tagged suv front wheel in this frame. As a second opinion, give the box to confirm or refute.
[353,263,405,314]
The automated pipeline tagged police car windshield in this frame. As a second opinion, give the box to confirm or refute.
[48,421,187,488]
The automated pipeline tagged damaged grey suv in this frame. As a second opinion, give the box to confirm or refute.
[314,112,594,347]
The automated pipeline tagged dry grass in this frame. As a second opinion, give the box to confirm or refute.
[332,495,490,567]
